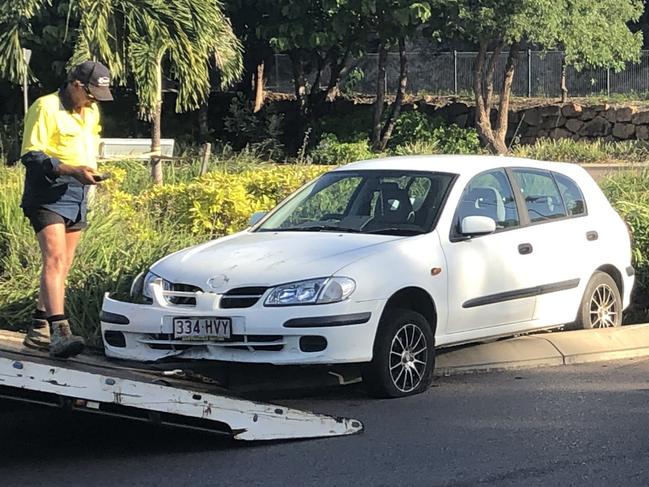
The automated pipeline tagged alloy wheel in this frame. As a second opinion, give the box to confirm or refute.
[389,323,428,393]
[589,283,619,328]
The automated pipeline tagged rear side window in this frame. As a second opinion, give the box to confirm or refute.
[554,173,586,216]
[512,169,567,223]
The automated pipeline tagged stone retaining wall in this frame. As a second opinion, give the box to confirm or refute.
[427,102,649,144]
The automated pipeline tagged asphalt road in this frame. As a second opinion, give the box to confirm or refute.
[2,358,649,487]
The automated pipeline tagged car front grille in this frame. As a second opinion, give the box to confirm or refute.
[167,283,202,305]
[220,287,268,309]
[161,285,268,309]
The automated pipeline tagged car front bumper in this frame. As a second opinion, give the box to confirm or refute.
[100,289,385,365]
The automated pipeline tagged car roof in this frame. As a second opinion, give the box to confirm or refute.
[332,155,581,178]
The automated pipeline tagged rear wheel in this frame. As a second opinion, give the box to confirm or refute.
[575,271,622,329]
[362,308,435,398]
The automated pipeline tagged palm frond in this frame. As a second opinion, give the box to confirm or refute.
[0,0,52,83]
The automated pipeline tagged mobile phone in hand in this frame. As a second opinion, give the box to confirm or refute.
[92,173,111,182]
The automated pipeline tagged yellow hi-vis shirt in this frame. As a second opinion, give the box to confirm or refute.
[21,91,101,169]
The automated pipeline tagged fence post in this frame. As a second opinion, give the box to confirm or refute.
[607,68,611,97]
[453,50,458,95]
[199,142,211,177]
[528,49,532,97]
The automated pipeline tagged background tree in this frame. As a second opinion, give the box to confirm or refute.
[437,0,643,154]
[0,0,243,184]
[72,0,243,184]
[253,0,368,141]
[227,0,274,113]
[356,1,432,151]
[558,0,643,102]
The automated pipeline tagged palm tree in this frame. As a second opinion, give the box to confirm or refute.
[0,0,243,184]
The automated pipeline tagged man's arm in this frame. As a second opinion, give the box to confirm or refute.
[21,101,96,185]
[22,151,97,185]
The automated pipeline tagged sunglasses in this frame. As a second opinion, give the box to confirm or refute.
[80,83,96,101]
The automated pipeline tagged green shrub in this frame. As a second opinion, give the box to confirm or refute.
[223,92,285,158]
[391,111,482,154]
[513,138,649,163]
[600,170,649,323]
[312,109,372,143]
[309,133,375,164]
[390,110,439,147]
[391,140,441,156]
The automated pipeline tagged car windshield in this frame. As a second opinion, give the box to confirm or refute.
[256,170,455,236]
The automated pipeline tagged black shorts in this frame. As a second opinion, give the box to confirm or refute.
[23,207,87,234]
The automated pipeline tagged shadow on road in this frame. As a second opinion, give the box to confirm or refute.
[0,400,245,464]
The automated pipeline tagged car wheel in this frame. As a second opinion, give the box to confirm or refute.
[362,308,435,398]
[575,271,622,329]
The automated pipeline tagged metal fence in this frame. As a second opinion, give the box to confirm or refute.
[265,50,649,98]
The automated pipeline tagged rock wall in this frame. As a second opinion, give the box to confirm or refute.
[426,102,649,144]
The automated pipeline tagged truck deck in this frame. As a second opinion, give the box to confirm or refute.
[0,330,363,441]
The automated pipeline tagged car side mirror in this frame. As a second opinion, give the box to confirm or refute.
[249,211,267,226]
[460,215,496,236]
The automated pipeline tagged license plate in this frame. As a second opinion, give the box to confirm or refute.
[173,317,232,341]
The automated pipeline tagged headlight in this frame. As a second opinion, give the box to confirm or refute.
[141,271,171,299]
[264,277,356,306]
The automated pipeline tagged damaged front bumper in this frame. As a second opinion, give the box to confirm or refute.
[100,284,384,365]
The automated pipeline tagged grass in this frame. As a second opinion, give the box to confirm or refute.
[512,138,649,164]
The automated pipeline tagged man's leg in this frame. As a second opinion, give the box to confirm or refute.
[24,223,66,349]
[63,228,83,283]
[35,223,85,358]
[36,223,68,316]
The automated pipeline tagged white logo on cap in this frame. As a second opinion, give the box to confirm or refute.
[96,76,110,87]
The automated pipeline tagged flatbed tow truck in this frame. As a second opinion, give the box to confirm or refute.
[0,330,363,441]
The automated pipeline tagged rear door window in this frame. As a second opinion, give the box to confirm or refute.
[512,169,567,223]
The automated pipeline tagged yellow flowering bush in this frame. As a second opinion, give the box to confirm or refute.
[95,164,334,239]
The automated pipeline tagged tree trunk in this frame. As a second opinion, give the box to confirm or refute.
[150,61,163,185]
[473,41,508,154]
[493,43,520,154]
[198,101,209,143]
[371,42,388,152]
[253,60,265,113]
[308,47,351,117]
[289,51,309,146]
[324,46,351,102]
[560,55,568,103]
[378,37,407,151]
[473,42,493,149]
[290,52,308,119]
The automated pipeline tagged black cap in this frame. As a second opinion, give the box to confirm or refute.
[70,61,113,101]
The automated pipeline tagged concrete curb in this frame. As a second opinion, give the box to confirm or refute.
[434,324,649,376]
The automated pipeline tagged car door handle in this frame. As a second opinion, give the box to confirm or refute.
[586,231,598,241]
[518,243,533,255]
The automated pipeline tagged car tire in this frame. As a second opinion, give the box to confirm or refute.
[574,271,622,329]
[362,308,435,398]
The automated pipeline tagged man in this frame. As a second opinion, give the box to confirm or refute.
[20,60,113,358]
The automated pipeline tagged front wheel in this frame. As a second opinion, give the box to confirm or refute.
[362,308,435,398]
[574,271,622,329]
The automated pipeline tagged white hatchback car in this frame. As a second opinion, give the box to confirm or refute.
[101,156,634,397]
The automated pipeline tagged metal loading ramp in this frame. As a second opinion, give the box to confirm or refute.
[0,331,363,441]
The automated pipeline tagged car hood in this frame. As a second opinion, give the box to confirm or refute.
[151,230,403,291]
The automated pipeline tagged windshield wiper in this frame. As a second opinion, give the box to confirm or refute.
[272,225,362,233]
[365,227,424,236]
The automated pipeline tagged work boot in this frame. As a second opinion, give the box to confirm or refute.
[49,318,85,359]
[23,318,51,350]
